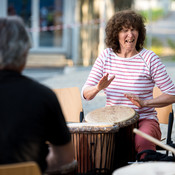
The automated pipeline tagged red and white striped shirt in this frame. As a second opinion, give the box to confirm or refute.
[82,48,175,120]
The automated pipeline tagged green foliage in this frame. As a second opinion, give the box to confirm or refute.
[139,9,164,22]
[167,39,175,60]
[168,39,175,49]
[144,37,163,55]
[150,46,163,56]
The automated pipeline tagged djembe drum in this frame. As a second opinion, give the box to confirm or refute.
[85,105,139,169]
[67,123,119,175]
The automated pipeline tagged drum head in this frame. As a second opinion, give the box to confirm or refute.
[85,105,136,124]
[67,122,119,133]
[112,162,175,175]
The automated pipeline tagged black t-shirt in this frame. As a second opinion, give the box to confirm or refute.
[0,70,71,172]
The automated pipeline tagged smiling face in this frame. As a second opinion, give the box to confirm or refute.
[118,26,139,53]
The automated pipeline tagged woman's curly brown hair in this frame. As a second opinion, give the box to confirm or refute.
[105,10,146,53]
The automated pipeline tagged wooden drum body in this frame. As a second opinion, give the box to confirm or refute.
[85,105,140,169]
[113,113,139,169]
[67,123,119,175]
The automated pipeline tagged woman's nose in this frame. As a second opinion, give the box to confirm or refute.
[127,30,133,37]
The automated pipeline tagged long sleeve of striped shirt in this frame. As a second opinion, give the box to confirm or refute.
[82,48,175,120]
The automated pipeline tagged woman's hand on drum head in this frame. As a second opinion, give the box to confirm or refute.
[124,93,144,108]
[97,73,115,91]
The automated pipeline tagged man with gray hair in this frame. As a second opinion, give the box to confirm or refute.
[0,16,75,173]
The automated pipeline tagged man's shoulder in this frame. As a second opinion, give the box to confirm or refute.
[22,75,56,99]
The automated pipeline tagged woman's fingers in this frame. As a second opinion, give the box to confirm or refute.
[98,74,115,90]
[109,75,115,82]
[124,93,142,108]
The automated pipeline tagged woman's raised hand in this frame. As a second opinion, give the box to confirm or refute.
[97,73,115,91]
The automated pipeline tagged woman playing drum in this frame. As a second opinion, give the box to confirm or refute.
[81,9,175,159]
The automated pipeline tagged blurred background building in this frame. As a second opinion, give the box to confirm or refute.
[0,0,174,67]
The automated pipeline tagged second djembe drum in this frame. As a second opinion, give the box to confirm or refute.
[67,123,119,175]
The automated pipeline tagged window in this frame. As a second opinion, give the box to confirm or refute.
[39,0,63,47]
[8,0,31,27]
[7,0,65,52]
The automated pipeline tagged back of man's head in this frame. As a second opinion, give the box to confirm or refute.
[0,16,31,71]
